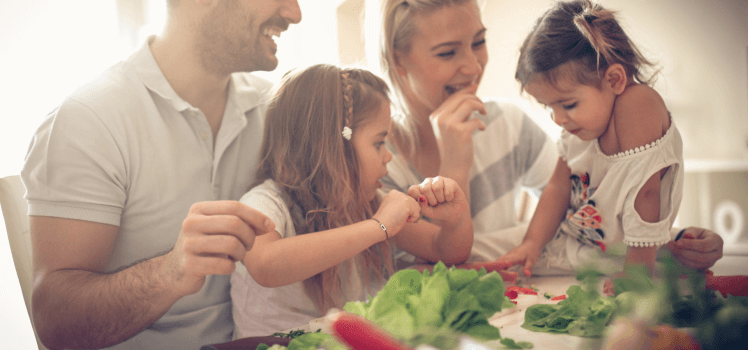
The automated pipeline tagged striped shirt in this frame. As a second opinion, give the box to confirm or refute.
[381,98,558,263]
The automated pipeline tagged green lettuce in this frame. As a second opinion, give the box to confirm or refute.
[344,261,519,346]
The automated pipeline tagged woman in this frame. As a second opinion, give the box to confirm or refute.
[378,0,722,271]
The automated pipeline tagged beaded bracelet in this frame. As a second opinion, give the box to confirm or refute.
[371,218,388,240]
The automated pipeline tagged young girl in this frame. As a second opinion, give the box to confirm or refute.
[230,64,474,337]
[496,0,684,294]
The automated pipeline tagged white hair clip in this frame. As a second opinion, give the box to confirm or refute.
[342,126,352,140]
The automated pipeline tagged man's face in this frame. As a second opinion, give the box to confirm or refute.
[198,0,301,74]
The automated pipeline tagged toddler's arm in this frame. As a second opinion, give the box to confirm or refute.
[491,158,572,276]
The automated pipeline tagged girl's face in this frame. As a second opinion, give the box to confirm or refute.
[525,76,617,141]
[352,99,393,201]
[395,1,487,114]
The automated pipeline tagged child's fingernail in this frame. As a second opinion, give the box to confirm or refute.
[418,195,426,203]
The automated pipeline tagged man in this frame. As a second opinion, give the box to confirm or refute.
[21,1,301,349]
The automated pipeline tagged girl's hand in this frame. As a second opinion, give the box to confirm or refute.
[374,190,421,238]
[407,176,468,222]
[430,88,487,181]
[490,241,544,277]
[603,273,622,297]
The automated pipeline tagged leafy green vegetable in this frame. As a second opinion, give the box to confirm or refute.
[344,261,526,348]
[500,337,534,349]
[270,328,321,338]
[256,332,346,350]
[521,283,618,337]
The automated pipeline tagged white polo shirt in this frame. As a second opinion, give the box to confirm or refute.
[21,38,273,349]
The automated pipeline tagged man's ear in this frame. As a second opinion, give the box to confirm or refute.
[603,64,627,95]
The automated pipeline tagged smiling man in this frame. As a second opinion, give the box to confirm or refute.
[21,1,301,349]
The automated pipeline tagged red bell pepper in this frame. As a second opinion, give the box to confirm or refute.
[331,313,412,350]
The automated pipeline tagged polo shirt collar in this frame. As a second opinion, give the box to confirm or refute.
[131,36,267,116]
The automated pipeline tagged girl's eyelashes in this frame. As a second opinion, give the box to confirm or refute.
[375,141,386,150]
[472,38,486,48]
[562,102,577,110]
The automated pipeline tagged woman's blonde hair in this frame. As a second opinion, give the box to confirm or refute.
[381,0,477,158]
[254,64,394,312]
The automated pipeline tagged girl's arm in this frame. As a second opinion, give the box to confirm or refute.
[242,191,419,288]
[490,157,572,276]
[394,177,473,265]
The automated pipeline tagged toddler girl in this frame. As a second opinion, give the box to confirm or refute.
[230,64,474,337]
[497,0,683,294]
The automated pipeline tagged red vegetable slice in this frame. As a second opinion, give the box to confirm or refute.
[550,294,567,301]
[518,287,538,295]
[505,290,518,299]
[331,313,412,350]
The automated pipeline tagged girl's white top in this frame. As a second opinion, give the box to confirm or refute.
[555,120,684,268]
[231,179,370,338]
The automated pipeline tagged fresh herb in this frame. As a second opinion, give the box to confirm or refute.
[543,292,554,299]
[270,328,321,338]
[256,332,345,350]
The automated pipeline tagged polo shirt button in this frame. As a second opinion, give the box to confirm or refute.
[200,131,208,140]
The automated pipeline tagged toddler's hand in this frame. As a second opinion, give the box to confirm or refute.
[491,241,544,277]
[407,176,468,222]
[374,190,421,238]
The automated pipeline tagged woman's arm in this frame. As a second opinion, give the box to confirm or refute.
[394,177,474,265]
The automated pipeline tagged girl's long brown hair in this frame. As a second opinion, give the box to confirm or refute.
[253,64,394,312]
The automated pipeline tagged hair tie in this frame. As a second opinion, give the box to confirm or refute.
[342,126,352,140]
[341,71,353,141]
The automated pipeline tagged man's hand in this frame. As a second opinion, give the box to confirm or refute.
[167,201,275,295]
[667,226,724,270]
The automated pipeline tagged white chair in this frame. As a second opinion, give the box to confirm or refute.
[0,175,47,350]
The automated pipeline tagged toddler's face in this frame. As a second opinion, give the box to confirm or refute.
[525,76,617,141]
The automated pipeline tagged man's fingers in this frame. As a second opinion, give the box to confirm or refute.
[189,201,275,233]
[185,254,237,277]
[183,234,248,263]
[185,214,261,250]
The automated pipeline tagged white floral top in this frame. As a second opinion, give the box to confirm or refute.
[556,120,684,256]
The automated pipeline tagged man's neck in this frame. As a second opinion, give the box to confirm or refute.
[150,34,230,139]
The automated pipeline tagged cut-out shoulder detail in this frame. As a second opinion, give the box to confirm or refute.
[604,120,675,159]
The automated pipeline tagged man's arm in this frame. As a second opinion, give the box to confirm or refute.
[31,201,273,349]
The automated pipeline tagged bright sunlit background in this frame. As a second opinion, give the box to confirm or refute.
[2,0,747,348]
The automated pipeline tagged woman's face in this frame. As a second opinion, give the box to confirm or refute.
[395,1,487,114]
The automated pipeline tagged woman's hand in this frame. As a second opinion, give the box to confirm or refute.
[373,190,421,238]
[489,241,545,277]
[407,176,469,224]
[666,227,724,270]
[429,88,487,183]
